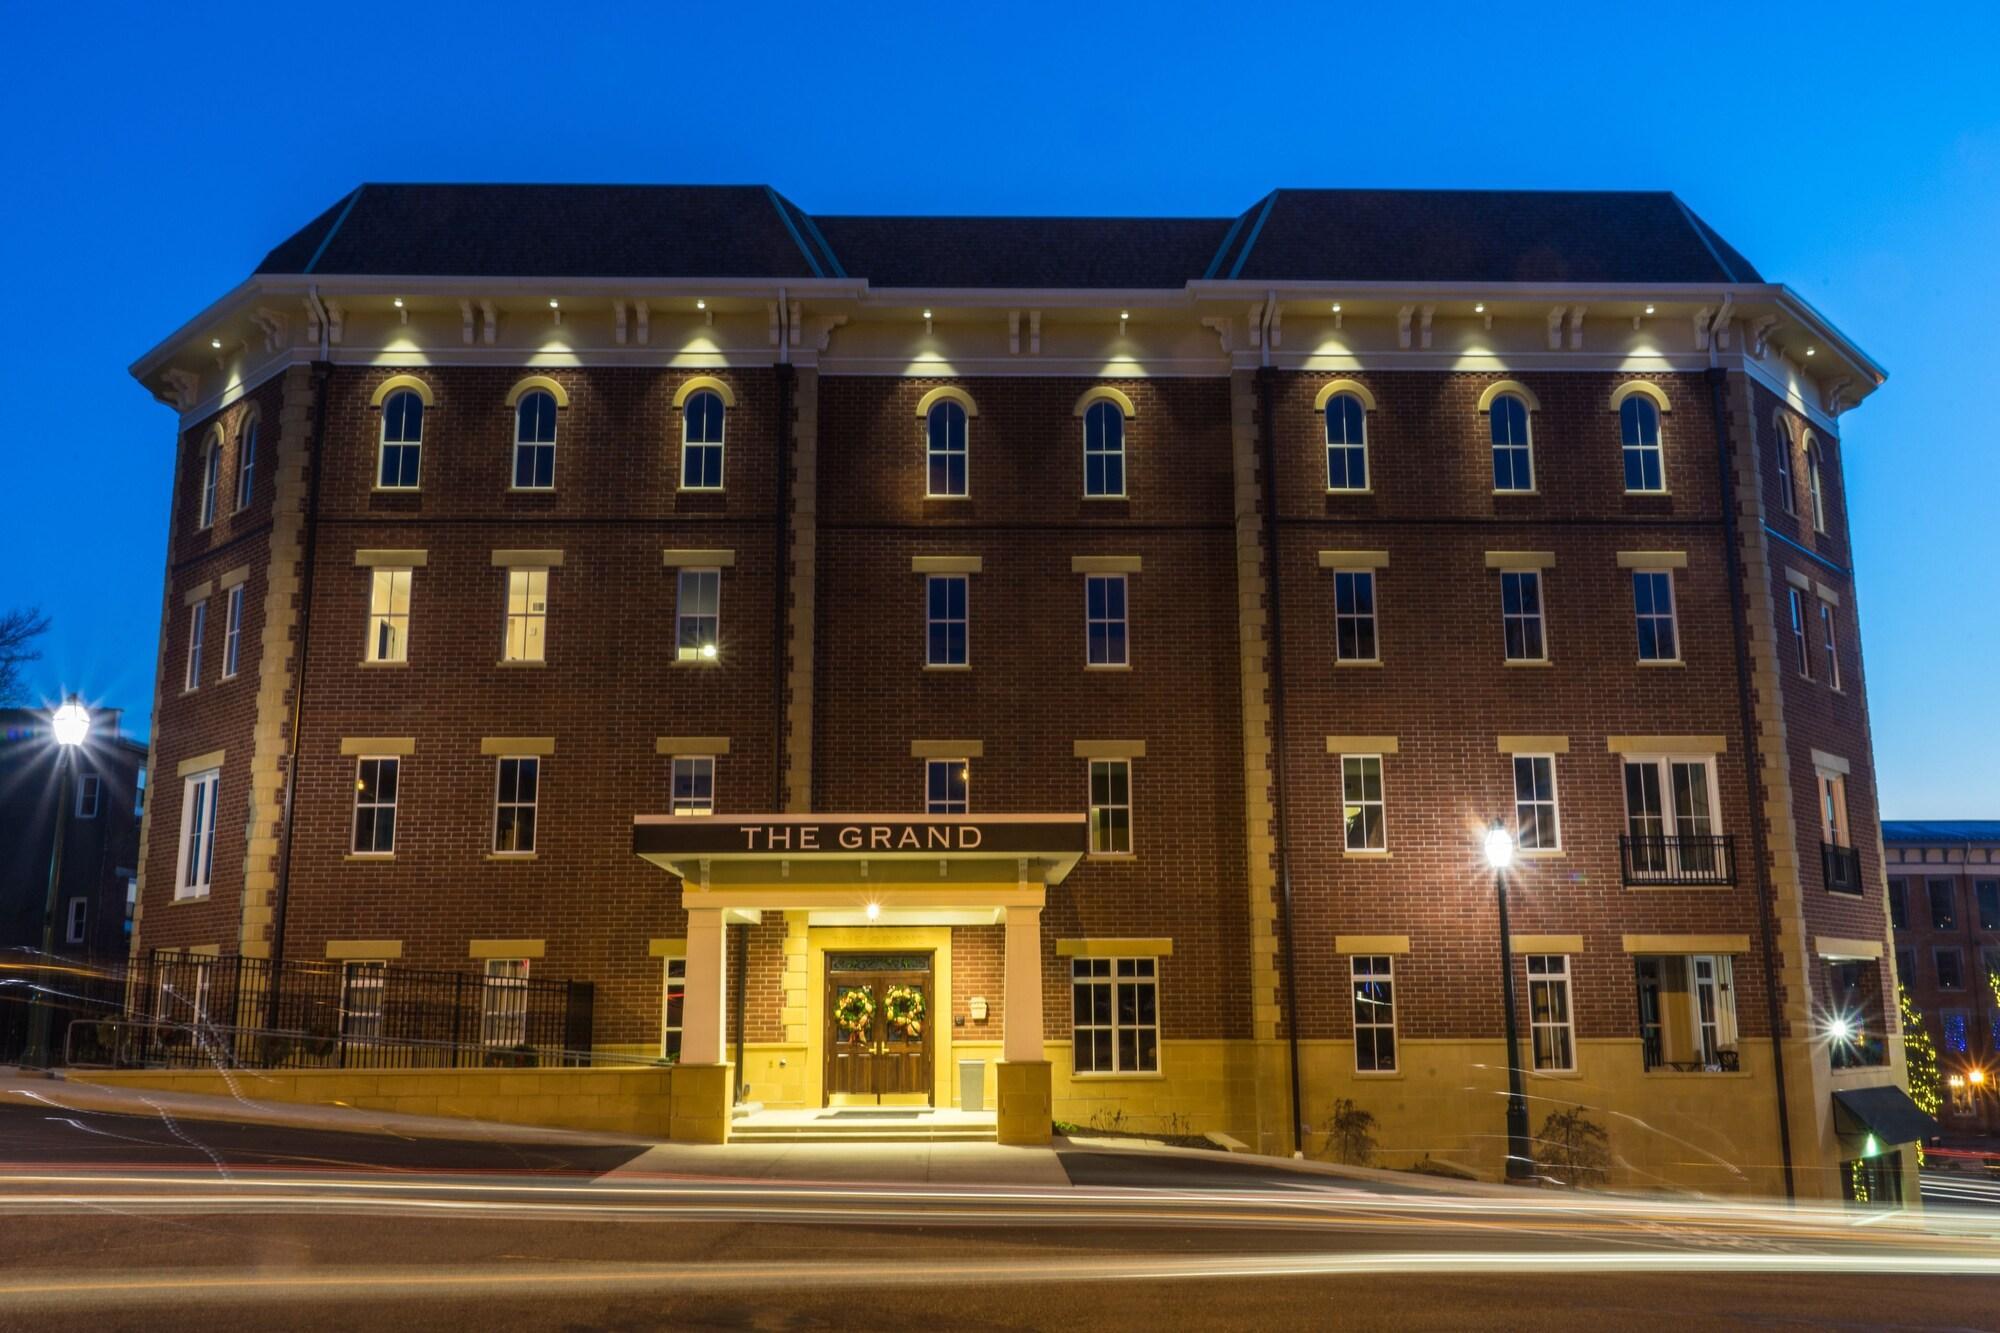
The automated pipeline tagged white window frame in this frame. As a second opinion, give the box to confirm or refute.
[925,757,969,814]
[1621,753,1723,878]
[680,390,727,491]
[1806,437,1827,533]
[1088,758,1133,856]
[1490,394,1535,492]
[1620,396,1666,494]
[675,568,721,662]
[671,755,715,816]
[341,960,386,1040]
[65,897,87,945]
[1632,569,1679,663]
[926,400,968,498]
[1637,953,1738,1070]
[185,600,207,690]
[1082,400,1125,498]
[1512,753,1561,851]
[367,567,413,664]
[221,584,244,679]
[504,567,549,663]
[661,955,686,1061]
[377,390,424,490]
[1499,569,1546,662]
[493,756,539,855]
[1341,753,1387,852]
[1085,573,1128,667]
[1526,954,1576,1072]
[1332,569,1378,663]
[352,756,399,855]
[1775,425,1797,515]
[174,768,219,900]
[76,773,102,819]
[1351,954,1397,1073]
[1819,600,1841,690]
[1325,392,1368,492]
[512,390,558,490]
[234,416,258,512]
[481,958,531,1048]
[198,439,220,528]
[926,573,969,667]
[1787,586,1811,678]
[1070,956,1160,1075]
[1819,770,1849,848]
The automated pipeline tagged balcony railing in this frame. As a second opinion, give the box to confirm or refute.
[1822,841,1863,895]
[1618,834,1736,887]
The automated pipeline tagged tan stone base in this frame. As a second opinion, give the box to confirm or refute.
[669,1062,734,1143]
[997,1060,1052,1144]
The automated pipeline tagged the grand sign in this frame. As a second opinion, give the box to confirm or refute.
[633,814,1088,860]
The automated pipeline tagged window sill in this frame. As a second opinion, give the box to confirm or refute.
[1069,1070,1165,1082]
[1086,852,1136,862]
[1326,488,1375,497]
[1518,848,1566,859]
[1503,659,1553,668]
[1493,489,1541,497]
[179,687,199,696]
[924,663,972,672]
[1624,489,1672,499]
[923,495,971,502]
[497,659,547,668]
[1343,849,1392,860]
[359,660,409,669]
[672,657,722,668]
[219,672,242,684]
[485,852,538,862]
[1334,659,1384,669]
[506,486,556,494]
[1081,493,1128,501]
[343,853,395,863]
[1526,1067,1583,1080]
[1624,882,1732,892]
[1636,659,1685,668]
[1641,1067,1753,1080]
[1352,1069,1405,1080]
[171,892,211,904]
[677,487,727,495]
[1084,663,1131,672]
[372,486,423,495]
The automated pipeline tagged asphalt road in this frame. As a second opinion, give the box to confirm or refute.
[1,1101,1998,1330]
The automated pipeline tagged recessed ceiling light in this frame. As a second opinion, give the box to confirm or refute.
[1330,302,1342,313]
[1474,302,1485,314]
[210,338,222,349]
[922,308,933,320]
[548,299,560,309]
[1120,310,1130,320]
[393,297,405,308]
[1644,304,1655,315]
[696,299,706,310]
[1806,347,1816,357]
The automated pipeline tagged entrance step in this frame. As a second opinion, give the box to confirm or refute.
[727,1108,998,1144]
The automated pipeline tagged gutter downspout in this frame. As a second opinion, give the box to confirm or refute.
[1706,364,1797,1201]
[1255,293,1308,1156]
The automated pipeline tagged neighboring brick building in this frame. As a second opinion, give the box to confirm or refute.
[128,183,1913,1200]
[1884,821,2000,1135]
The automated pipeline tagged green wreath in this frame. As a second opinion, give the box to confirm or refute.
[834,986,876,1035]
[883,984,926,1039]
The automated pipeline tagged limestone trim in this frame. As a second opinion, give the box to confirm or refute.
[503,375,569,408]
[218,565,251,590]
[1484,550,1555,570]
[1623,933,1752,954]
[1606,735,1727,754]
[177,749,225,778]
[490,549,564,567]
[1616,550,1688,569]
[662,548,735,568]
[479,736,555,756]
[911,555,983,573]
[1477,379,1542,413]
[1810,749,1850,776]
[672,375,735,408]
[1815,936,1883,960]
[1325,735,1399,754]
[1313,379,1378,412]
[339,737,415,757]
[1782,567,1812,592]
[1056,938,1174,958]
[353,548,428,567]
[914,385,980,418]
[325,940,403,960]
[369,374,433,408]
[181,581,213,607]
[647,937,687,958]
[911,740,983,758]
[1070,555,1142,574]
[469,939,545,959]
[1334,934,1409,955]
[1815,582,1841,607]
[657,736,731,755]
[1317,549,1389,569]
[1073,739,1146,759]
[1072,385,1138,418]
[1610,380,1673,413]
[1497,735,1569,754]
[1513,934,1584,954]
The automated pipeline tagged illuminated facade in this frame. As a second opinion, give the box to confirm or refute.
[129,184,1916,1200]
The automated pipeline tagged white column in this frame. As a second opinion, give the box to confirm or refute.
[1003,905,1044,1063]
[681,907,729,1066]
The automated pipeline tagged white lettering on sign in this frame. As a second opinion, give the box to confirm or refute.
[736,823,991,852]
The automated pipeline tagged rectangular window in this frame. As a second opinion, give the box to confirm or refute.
[1500,570,1545,661]
[494,757,539,854]
[1071,957,1159,1074]
[1942,1009,1971,1055]
[1351,955,1396,1072]
[1936,947,1965,991]
[1622,756,1720,878]
[1086,574,1128,667]
[1342,754,1387,851]
[661,956,685,1061]
[367,568,412,663]
[1512,754,1560,851]
[340,961,385,1041]
[1333,570,1378,662]
[671,756,714,816]
[1977,880,2000,931]
[134,766,144,818]
[1819,772,1848,847]
[1894,947,1916,986]
[175,769,219,900]
[235,418,257,511]
[222,585,244,679]
[1632,570,1679,662]
[1828,959,1887,1068]
[1930,878,1957,930]
[64,898,87,946]
[926,758,968,814]
[1526,955,1575,1072]
[1787,587,1811,677]
[352,757,399,854]
[1819,601,1841,689]
[481,958,530,1048]
[76,773,102,819]
[1888,878,1907,930]
[675,569,720,662]
[1634,954,1738,1071]
[927,574,968,667]
[156,955,213,1028]
[505,568,548,662]
[185,601,206,689]
[1088,759,1132,855]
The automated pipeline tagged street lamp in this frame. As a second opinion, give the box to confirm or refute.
[25,695,89,1068]
[1486,818,1533,1181]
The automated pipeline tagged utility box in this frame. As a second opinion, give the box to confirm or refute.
[958,1058,985,1112]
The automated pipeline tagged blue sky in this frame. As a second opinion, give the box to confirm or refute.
[2,3,1995,815]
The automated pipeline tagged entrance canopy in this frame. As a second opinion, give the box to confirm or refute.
[1832,1086,1939,1147]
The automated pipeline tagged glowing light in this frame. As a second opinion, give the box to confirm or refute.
[1644,304,1656,315]
[210,338,222,349]
[1474,303,1486,314]
[1330,302,1342,313]
[865,902,881,922]
[1949,1074,1966,1088]
[1120,310,1130,320]
[50,697,89,748]
[922,308,932,320]
[393,297,405,308]
[696,299,706,310]
[1483,825,1514,870]
[1827,1015,1854,1041]
[548,299,560,309]
[1806,347,1816,357]
[1972,1068,1987,1086]
[700,643,717,660]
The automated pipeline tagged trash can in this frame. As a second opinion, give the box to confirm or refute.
[958,1058,986,1112]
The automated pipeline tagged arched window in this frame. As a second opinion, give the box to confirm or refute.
[1806,438,1828,533]
[378,389,425,489]
[1083,400,1125,497]
[681,390,725,490]
[1490,395,1533,491]
[234,415,258,512]
[1620,396,1664,493]
[197,435,221,528]
[927,400,968,497]
[1774,420,1796,515]
[513,390,558,489]
[1325,392,1367,491]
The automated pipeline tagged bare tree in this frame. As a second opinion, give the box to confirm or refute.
[0,607,51,705]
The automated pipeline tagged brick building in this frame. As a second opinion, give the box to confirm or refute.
[1884,821,2000,1134]
[128,184,1916,1200]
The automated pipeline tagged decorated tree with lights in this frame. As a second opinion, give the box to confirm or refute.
[1898,981,1941,1120]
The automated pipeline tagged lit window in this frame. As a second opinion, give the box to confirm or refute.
[926,400,968,497]
[1620,396,1665,493]
[1490,394,1534,492]
[1819,770,1849,849]
[175,768,220,900]
[351,756,398,854]
[1806,438,1827,533]
[671,756,714,816]
[1775,422,1797,515]
[926,574,968,667]
[64,898,87,946]
[1088,759,1132,855]
[184,600,207,689]
[1632,570,1678,662]
[513,390,558,489]
[1942,1008,1970,1054]
[1325,392,1367,492]
[1819,601,1840,689]
[1341,754,1386,851]
[1512,754,1560,850]
[1787,586,1811,677]
[661,956,686,1060]
[1333,570,1377,662]
[1887,878,1908,930]
[1351,955,1396,1072]
[366,568,412,663]
[76,773,102,819]
[377,389,424,489]
[1827,959,1887,1069]
[493,756,539,854]
[1071,957,1158,1073]
[341,961,385,1040]
[1635,954,1738,1071]
[1086,574,1128,666]
[1937,948,1965,991]
[1500,570,1545,662]
[235,416,258,512]
[1083,400,1125,497]
[198,436,221,528]
[504,568,548,662]
[926,758,969,814]
[481,959,530,1048]
[675,569,720,661]
[222,584,245,679]
[1527,954,1575,1071]
[680,390,726,490]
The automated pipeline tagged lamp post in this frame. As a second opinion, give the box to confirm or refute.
[1485,818,1533,1181]
[24,695,90,1068]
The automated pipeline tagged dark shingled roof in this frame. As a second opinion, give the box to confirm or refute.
[255,183,1762,288]
[1881,820,2000,844]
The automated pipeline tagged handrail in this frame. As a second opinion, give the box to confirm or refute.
[1618,834,1737,887]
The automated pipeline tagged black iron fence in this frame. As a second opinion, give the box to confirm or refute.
[1822,841,1863,895]
[1618,834,1736,887]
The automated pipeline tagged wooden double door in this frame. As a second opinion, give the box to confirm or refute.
[824,953,934,1105]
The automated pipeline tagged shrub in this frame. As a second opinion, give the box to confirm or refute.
[1535,1104,1610,1187]
[1325,1097,1377,1166]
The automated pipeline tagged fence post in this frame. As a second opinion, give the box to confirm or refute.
[452,972,466,1069]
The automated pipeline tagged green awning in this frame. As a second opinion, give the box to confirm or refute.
[1832,1086,1938,1146]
